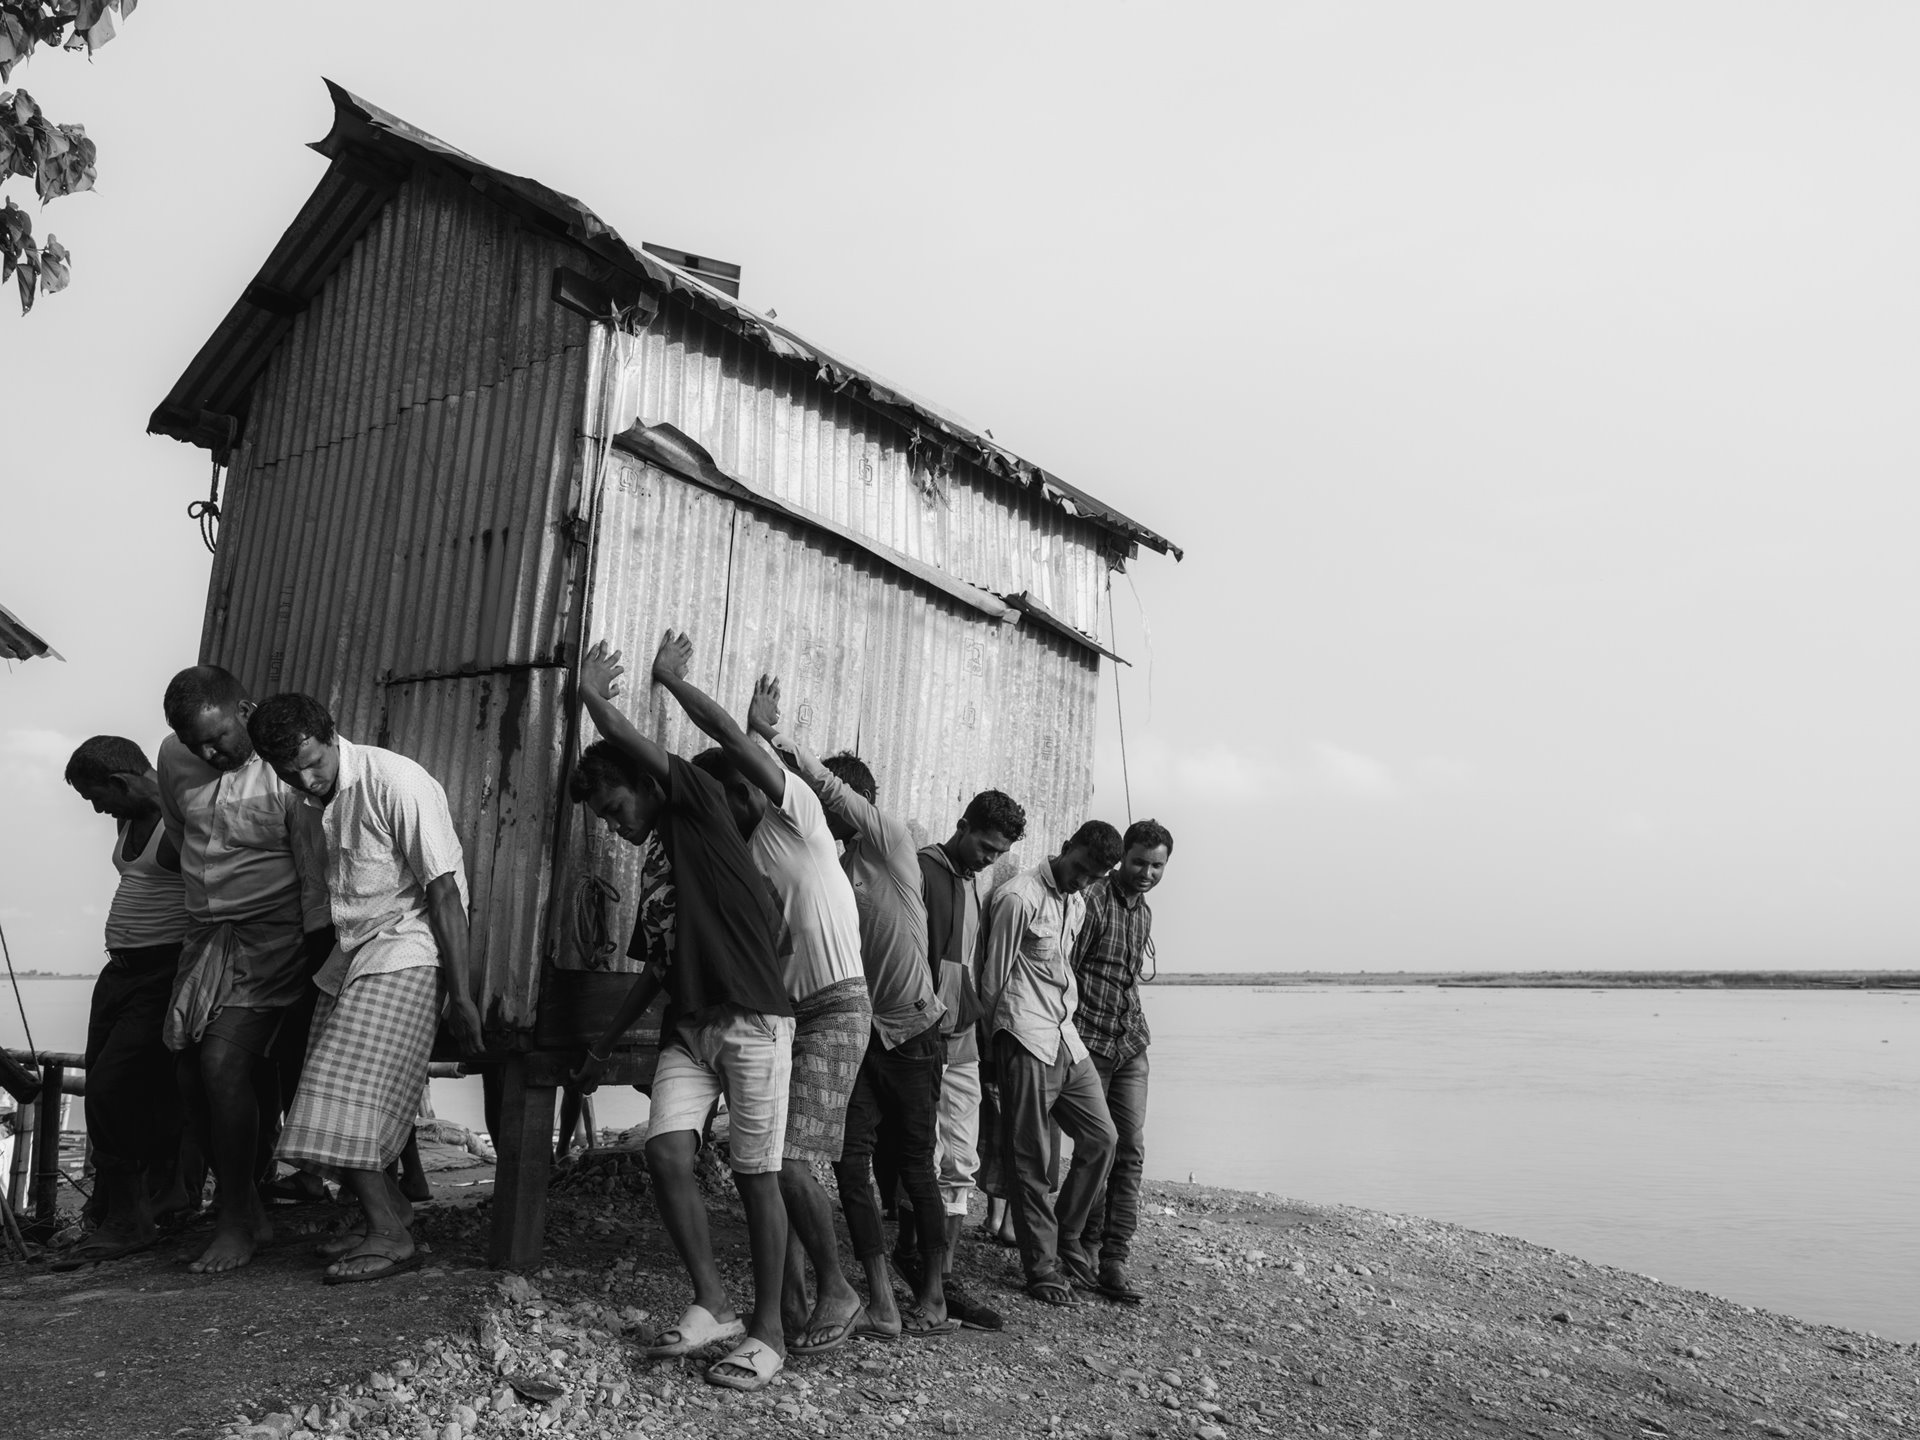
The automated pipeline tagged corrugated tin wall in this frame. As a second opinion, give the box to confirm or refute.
[553,443,1100,975]
[198,171,593,1027]
[601,313,1112,636]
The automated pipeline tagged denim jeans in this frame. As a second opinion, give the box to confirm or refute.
[1073,1047,1149,1265]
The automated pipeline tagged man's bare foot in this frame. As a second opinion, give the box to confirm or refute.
[189,1223,260,1274]
[794,1290,864,1352]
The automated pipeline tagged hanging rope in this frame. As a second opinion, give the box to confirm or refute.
[1107,581,1132,825]
[0,917,37,1064]
[188,453,222,554]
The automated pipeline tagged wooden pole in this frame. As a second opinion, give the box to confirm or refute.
[32,1063,63,1225]
[487,1054,554,1271]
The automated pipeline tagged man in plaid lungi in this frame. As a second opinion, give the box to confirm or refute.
[248,694,484,1283]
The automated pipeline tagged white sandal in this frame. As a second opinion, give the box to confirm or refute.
[645,1303,745,1358]
[706,1337,784,1392]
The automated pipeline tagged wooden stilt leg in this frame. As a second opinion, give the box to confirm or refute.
[488,1054,554,1270]
[32,1066,64,1227]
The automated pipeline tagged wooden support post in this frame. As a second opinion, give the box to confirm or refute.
[488,1054,555,1271]
[32,1064,63,1226]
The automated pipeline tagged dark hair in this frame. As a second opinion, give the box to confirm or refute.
[162,664,249,732]
[64,735,152,790]
[822,752,876,804]
[1067,819,1124,871]
[569,739,651,802]
[1124,818,1174,856]
[689,747,738,786]
[247,693,336,766]
[960,789,1026,842]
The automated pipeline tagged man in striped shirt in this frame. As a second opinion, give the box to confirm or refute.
[1065,818,1173,1305]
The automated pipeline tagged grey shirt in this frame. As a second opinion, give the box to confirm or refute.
[795,750,946,1049]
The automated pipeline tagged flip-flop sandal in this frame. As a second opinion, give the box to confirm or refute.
[851,1313,902,1344]
[645,1304,745,1358]
[706,1338,783,1393]
[900,1304,960,1338]
[1097,1274,1145,1305]
[789,1308,861,1356]
[50,1234,157,1271]
[943,1285,1005,1332]
[1025,1277,1076,1307]
[315,1223,372,1260]
[321,1247,423,1286]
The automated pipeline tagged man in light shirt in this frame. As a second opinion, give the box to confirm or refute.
[246,692,484,1283]
[978,819,1123,1306]
[749,673,957,1337]
[159,665,333,1274]
[647,630,874,1356]
[58,736,190,1266]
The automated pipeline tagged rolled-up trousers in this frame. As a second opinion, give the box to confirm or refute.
[993,1030,1116,1285]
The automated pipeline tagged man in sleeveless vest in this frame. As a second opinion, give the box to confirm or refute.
[60,736,191,1264]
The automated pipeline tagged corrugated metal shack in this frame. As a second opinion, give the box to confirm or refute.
[149,82,1179,1264]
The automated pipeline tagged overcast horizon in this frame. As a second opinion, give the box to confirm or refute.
[4,2,1917,978]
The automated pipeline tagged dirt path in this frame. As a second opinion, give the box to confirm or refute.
[5,1164,1915,1439]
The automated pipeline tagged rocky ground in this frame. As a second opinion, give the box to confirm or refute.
[5,1148,1917,1440]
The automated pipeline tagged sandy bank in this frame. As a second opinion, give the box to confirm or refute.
[2,1163,1913,1439]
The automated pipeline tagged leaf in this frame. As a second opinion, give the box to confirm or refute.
[14,232,38,314]
[39,232,67,294]
[83,7,114,51]
[11,89,41,127]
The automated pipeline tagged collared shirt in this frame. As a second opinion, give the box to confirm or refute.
[918,842,994,1062]
[158,734,328,1009]
[747,747,865,1002]
[794,749,943,1049]
[301,737,468,995]
[1070,874,1155,1062]
[979,860,1089,1066]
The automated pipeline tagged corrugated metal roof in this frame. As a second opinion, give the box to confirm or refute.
[0,601,61,663]
[149,80,1181,562]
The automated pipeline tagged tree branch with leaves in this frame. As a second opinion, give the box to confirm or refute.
[0,0,136,314]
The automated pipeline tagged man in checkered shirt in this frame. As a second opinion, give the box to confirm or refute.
[1063,818,1173,1305]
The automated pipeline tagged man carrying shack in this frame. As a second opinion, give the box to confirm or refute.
[158,666,333,1274]
[1064,818,1174,1304]
[245,694,485,1282]
[568,639,793,1393]
[748,673,955,1337]
[901,789,1028,1330]
[57,736,190,1264]
[638,631,874,1356]
[978,820,1123,1306]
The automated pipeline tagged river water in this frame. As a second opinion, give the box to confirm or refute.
[6,978,1915,1339]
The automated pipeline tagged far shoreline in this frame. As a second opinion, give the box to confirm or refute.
[1155,969,1920,990]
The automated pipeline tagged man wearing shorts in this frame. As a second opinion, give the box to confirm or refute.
[570,639,793,1394]
[159,665,332,1274]
[748,674,955,1337]
[641,630,872,1357]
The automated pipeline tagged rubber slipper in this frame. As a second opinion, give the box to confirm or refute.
[943,1283,1004,1332]
[900,1304,960,1338]
[1058,1248,1099,1290]
[851,1312,903,1343]
[789,1308,860,1356]
[706,1338,783,1392]
[1025,1277,1076,1307]
[1097,1268,1145,1305]
[315,1224,371,1260]
[50,1233,157,1271]
[321,1248,423,1285]
[646,1304,745,1358]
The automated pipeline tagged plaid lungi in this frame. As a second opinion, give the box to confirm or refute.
[784,976,871,1165]
[276,966,441,1180]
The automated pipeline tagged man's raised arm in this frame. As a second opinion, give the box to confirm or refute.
[578,640,671,787]
[747,673,879,839]
[649,629,787,804]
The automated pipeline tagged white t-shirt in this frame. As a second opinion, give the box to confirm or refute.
[749,769,864,1001]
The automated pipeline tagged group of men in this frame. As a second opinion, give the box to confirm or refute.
[565,629,1173,1391]
[63,665,479,1282]
[58,627,1172,1398]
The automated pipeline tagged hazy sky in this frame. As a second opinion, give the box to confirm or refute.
[3,2,1917,978]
